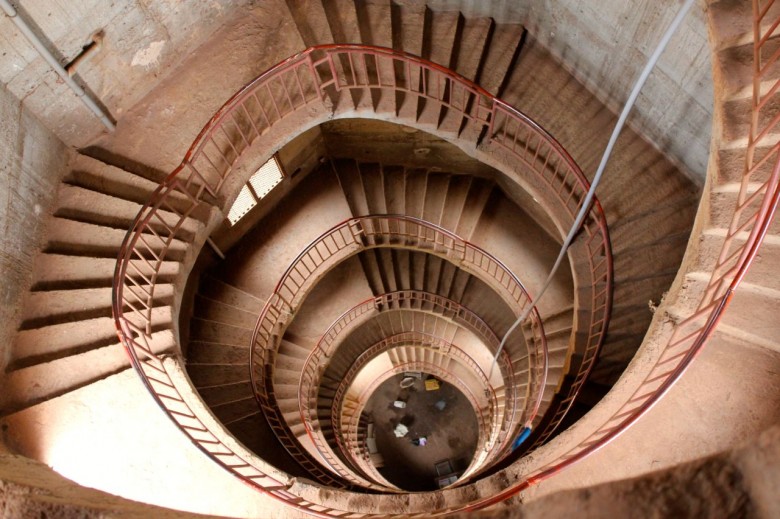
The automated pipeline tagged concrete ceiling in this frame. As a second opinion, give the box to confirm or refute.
[0,0,711,181]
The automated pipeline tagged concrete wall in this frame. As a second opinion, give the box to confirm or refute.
[521,0,713,181]
[0,81,68,373]
[0,0,250,148]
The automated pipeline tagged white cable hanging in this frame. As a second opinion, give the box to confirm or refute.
[490,0,696,386]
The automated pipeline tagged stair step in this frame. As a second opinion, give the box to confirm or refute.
[392,1,426,120]
[722,93,780,142]
[421,172,450,226]
[196,379,252,407]
[416,9,459,126]
[55,185,200,242]
[716,36,780,95]
[438,174,472,232]
[455,180,493,241]
[66,153,193,213]
[187,341,249,365]
[710,190,780,235]
[382,165,405,214]
[0,330,175,415]
[476,23,525,96]
[274,383,301,401]
[19,284,174,330]
[285,0,334,47]
[44,217,188,261]
[360,162,387,215]
[279,335,314,358]
[710,0,780,52]
[193,294,258,328]
[691,274,780,346]
[198,275,265,314]
[189,318,253,345]
[188,363,246,387]
[335,159,370,216]
[209,396,261,425]
[717,141,778,184]
[30,253,179,291]
[274,353,306,372]
[354,0,394,114]
[11,306,172,371]
[438,16,492,133]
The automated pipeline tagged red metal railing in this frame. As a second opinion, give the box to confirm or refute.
[328,332,500,484]
[340,360,491,487]
[443,1,780,512]
[110,43,619,516]
[249,217,547,482]
[300,300,508,485]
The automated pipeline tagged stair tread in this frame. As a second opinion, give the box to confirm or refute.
[31,253,179,291]
[187,341,249,365]
[1,330,174,414]
[20,284,174,329]
[55,184,200,240]
[45,217,188,259]
[193,293,259,328]
[12,306,172,370]
[198,275,266,313]
[477,23,524,96]
[66,153,191,208]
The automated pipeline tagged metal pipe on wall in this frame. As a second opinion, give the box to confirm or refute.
[0,0,116,131]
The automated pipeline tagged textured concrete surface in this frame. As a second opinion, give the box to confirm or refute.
[463,424,780,519]
[0,369,287,518]
[0,446,208,519]
[0,82,68,374]
[0,1,712,179]
[0,0,250,148]
[522,0,713,181]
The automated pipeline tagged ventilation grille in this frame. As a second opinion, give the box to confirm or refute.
[227,156,284,225]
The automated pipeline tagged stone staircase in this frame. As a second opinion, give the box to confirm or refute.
[0,153,198,415]
[2,1,772,517]
[494,0,780,501]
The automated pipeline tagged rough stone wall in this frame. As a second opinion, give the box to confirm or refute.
[0,82,68,373]
[0,446,207,518]
[0,0,251,148]
[463,424,780,519]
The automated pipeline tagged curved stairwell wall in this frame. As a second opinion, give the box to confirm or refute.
[0,1,778,517]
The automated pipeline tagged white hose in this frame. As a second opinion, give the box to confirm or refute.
[489,0,696,379]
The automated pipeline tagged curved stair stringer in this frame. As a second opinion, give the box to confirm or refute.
[321,104,608,445]
[99,47,611,516]
[311,303,513,479]
[457,0,780,504]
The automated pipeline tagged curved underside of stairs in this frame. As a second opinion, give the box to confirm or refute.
[0,1,778,518]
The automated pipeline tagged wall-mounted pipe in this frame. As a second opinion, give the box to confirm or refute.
[0,0,115,131]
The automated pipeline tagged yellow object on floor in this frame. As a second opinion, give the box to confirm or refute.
[425,378,440,391]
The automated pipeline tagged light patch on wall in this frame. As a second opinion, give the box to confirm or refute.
[131,40,166,68]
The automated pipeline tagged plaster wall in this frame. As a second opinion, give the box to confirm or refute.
[0,81,68,373]
[0,0,250,148]
[522,0,713,181]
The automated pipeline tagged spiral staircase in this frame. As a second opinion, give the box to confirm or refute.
[0,0,779,517]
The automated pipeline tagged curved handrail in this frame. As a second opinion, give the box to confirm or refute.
[328,333,499,480]
[110,43,621,516]
[340,361,491,488]
[249,217,547,480]
[300,299,509,483]
[440,1,780,512]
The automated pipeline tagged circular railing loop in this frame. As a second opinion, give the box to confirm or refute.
[102,41,735,516]
[249,216,549,479]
